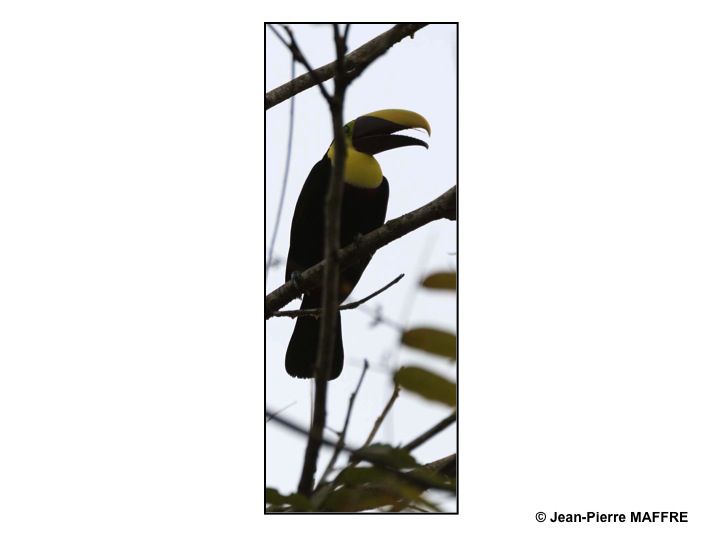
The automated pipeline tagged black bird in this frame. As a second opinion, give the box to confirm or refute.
[284,109,431,380]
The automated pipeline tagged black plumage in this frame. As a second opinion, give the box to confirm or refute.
[284,155,389,379]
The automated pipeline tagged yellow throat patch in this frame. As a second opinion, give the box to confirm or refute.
[327,121,383,189]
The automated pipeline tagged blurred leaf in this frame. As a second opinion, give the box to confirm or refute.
[265,487,313,511]
[326,465,452,512]
[265,487,284,505]
[416,495,444,512]
[335,465,451,495]
[354,443,419,469]
[310,483,334,509]
[402,327,456,360]
[323,486,399,512]
[323,467,431,512]
[408,466,456,490]
[392,493,443,513]
[335,466,392,486]
[421,271,456,291]
[394,366,457,407]
[425,454,457,480]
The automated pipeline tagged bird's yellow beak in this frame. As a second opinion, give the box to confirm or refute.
[325,109,431,189]
[350,109,431,155]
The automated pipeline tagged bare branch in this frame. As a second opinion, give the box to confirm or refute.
[266,23,289,47]
[265,186,456,319]
[402,411,457,452]
[361,383,400,449]
[271,274,404,319]
[297,25,348,497]
[424,453,457,479]
[283,25,334,104]
[318,359,369,486]
[265,24,427,110]
[269,24,333,104]
[265,401,297,424]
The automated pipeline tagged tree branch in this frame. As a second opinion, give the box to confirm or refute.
[265,185,456,319]
[318,359,369,486]
[280,25,333,105]
[424,453,457,479]
[271,273,404,319]
[265,401,297,424]
[402,411,456,452]
[318,382,400,508]
[367,384,399,445]
[297,24,348,497]
[265,23,428,110]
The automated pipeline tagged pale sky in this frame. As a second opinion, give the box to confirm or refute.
[265,23,457,509]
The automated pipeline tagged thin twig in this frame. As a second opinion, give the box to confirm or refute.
[265,56,296,280]
[362,383,400,449]
[266,24,428,110]
[265,401,298,424]
[357,304,405,331]
[271,274,404,319]
[267,23,289,47]
[318,359,369,486]
[338,382,400,486]
[402,411,457,452]
[278,24,333,104]
[264,186,456,318]
[346,357,392,374]
[424,453,457,478]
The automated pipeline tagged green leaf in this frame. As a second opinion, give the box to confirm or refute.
[335,466,393,486]
[407,466,456,490]
[402,327,456,360]
[411,495,444,513]
[354,443,419,469]
[323,466,429,512]
[394,366,457,407]
[265,487,313,511]
[265,487,284,505]
[335,465,449,495]
[390,492,444,513]
[322,486,399,512]
[421,271,456,291]
[326,465,452,512]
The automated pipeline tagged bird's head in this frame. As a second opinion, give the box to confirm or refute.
[327,109,431,189]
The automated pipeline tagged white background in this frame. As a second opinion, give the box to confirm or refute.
[2,1,720,539]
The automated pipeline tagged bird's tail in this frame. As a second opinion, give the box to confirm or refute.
[285,295,344,380]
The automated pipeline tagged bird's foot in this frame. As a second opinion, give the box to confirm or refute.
[290,271,304,298]
[353,232,364,247]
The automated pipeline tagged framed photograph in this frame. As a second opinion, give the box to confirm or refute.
[265,23,458,513]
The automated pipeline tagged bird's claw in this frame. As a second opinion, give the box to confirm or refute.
[290,271,304,297]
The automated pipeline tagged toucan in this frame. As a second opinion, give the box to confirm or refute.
[284,109,431,380]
